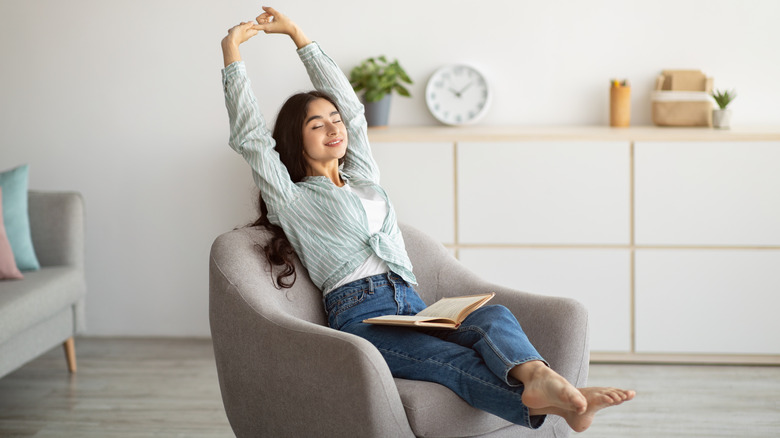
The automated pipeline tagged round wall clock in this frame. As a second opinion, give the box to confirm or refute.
[425,64,491,125]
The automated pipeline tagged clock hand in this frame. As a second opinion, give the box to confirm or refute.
[457,81,473,94]
[448,87,462,98]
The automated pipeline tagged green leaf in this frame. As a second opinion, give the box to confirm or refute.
[350,54,413,100]
[395,84,411,97]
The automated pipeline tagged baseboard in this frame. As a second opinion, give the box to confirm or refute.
[590,352,780,366]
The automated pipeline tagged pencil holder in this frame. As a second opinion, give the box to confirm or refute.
[610,86,631,127]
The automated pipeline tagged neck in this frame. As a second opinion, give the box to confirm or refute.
[306,161,343,187]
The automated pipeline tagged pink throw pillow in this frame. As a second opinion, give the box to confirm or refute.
[0,187,24,280]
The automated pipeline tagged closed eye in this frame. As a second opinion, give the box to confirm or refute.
[311,119,342,130]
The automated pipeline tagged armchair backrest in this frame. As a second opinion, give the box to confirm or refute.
[209,226,327,326]
[209,223,454,326]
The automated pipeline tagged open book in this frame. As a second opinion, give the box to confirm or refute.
[362,293,495,329]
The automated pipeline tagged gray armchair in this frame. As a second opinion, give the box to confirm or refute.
[209,223,589,437]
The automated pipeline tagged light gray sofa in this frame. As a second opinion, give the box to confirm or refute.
[210,223,589,438]
[0,191,86,379]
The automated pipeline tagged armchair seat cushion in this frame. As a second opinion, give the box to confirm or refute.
[395,378,513,437]
[0,266,84,345]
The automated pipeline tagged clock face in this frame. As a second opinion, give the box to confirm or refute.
[425,64,491,125]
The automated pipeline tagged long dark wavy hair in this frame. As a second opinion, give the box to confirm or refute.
[252,91,345,289]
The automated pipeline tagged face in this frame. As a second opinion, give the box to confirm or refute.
[301,98,348,173]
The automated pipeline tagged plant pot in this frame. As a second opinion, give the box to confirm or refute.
[364,94,392,127]
[712,108,732,129]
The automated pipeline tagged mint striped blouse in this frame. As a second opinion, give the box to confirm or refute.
[221,42,417,294]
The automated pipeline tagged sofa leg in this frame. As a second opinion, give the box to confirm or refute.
[63,337,77,373]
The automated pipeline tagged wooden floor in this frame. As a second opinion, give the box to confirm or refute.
[0,338,778,437]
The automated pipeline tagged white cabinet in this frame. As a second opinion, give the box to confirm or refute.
[459,248,632,352]
[372,142,455,244]
[458,141,630,245]
[369,127,780,362]
[636,250,780,355]
[635,141,780,246]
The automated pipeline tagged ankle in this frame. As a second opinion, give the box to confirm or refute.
[512,360,548,383]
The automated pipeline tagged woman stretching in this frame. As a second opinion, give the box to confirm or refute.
[221,7,634,432]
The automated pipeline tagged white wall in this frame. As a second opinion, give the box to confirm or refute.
[1,0,778,336]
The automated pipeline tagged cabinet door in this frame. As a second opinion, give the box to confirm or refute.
[458,142,630,245]
[635,249,780,354]
[635,141,780,246]
[459,248,632,352]
[372,142,455,244]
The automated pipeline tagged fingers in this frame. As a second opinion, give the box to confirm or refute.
[256,6,290,30]
[256,13,271,24]
[228,21,258,32]
[225,21,262,46]
[260,6,281,19]
[256,6,279,24]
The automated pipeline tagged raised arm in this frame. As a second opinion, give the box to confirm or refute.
[221,20,299,211]
[255,7,379,182]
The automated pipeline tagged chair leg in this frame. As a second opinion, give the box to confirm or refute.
[63,337,77,373]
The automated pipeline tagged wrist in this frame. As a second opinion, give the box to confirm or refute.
[289,26,311,49]
[221,36,239,51]
[221,38,242,67]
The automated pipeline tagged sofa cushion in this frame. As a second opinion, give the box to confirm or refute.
[0,266,85,345]
[0,165,40,271]
[394,377,514,437]
[0,188,24,280]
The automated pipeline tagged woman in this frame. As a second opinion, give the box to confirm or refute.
[221,7,634,432]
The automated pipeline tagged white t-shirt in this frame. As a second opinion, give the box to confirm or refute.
[327,183,390,291]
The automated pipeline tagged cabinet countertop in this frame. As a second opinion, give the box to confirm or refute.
[367,125,780,143]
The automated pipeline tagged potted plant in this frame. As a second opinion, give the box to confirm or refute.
[349,56,413,127]
[711,89,736,129]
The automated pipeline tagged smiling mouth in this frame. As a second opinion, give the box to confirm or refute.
[325,139,343,147]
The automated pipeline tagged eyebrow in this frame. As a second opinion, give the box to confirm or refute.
[305,111,340,125]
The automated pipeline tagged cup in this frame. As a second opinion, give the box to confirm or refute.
[610,84,631,127]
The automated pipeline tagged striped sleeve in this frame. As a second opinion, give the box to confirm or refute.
[297,43,380,183]
[222,61,298,210]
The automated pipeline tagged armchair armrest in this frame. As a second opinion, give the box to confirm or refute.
[209,251,414,438]
[435,255,590,388]
[400,223,588,388]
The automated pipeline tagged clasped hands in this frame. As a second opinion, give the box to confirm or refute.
[223,6,308,49]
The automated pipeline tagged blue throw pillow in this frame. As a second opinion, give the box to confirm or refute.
[0,165,40,271]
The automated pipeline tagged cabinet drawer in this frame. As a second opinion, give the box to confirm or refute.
[635,249,780,354]
[635,141,780,246]
[459,248,632,352]
[458,142,630,245]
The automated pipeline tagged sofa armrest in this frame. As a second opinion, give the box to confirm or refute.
[28,191,85,268]
[209,259,414,438]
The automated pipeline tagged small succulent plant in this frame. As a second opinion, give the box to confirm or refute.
[712,89,737,110]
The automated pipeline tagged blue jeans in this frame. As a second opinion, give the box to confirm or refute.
[324,272,547,428]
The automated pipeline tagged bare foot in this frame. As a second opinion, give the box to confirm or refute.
[514,361,588,414]
[533,387,636,433]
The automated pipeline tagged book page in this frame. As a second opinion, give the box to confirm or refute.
[415,294,493,320]
[365,315,452,323]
